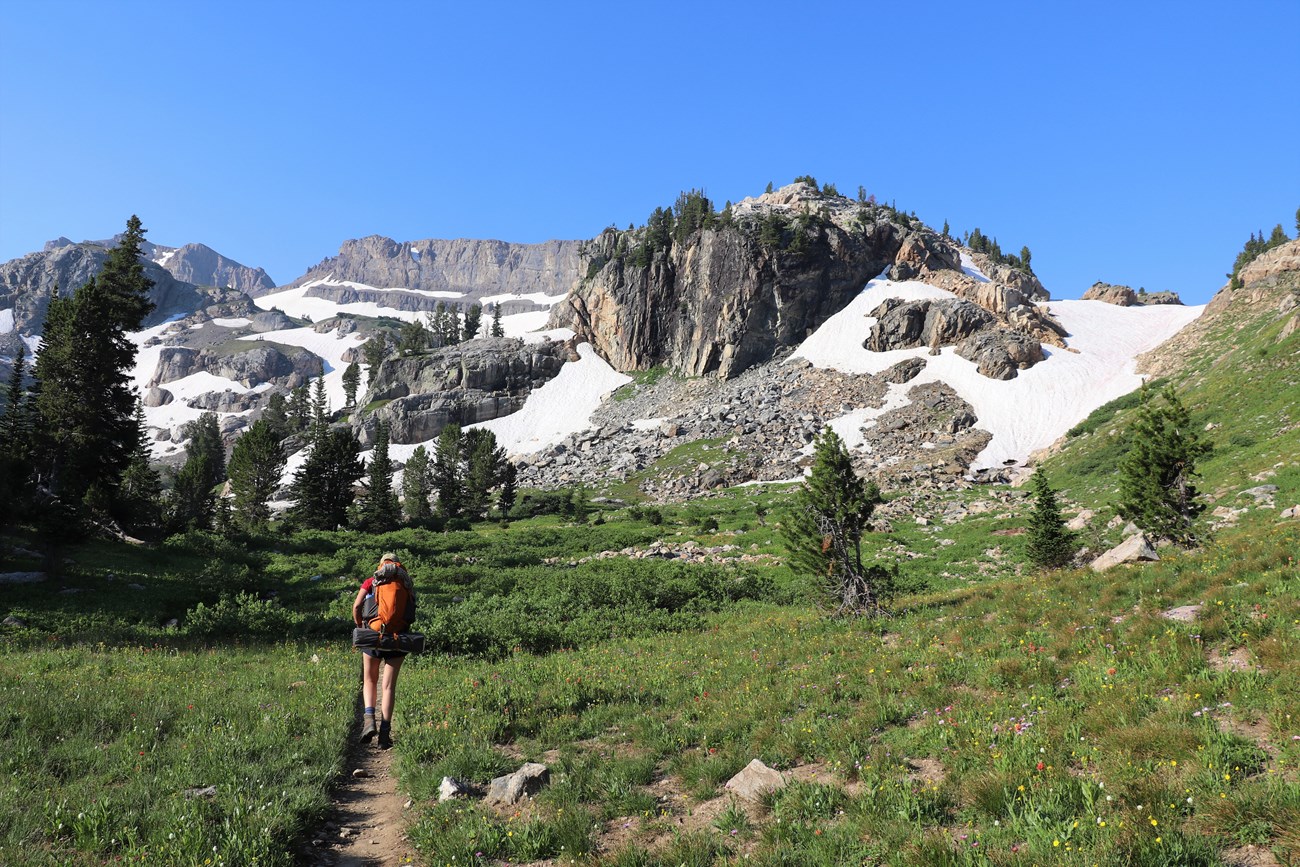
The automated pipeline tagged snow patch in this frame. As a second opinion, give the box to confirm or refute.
[153,248,178,268]
[469,343,631,456]
[631,417,668,431]
[211,317,251,328]
[254,281,457,324]
[246,325,367,411]
[791,276,1204,469]
[480,291,568,308]
[0,309,13,334]
[959,251,991,282]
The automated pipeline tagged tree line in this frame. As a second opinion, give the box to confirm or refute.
[0,218,517,558]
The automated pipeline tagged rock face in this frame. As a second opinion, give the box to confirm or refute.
[552,184,1056,381]
[148,242,275,293]
[278,235,582,301]
[866,297,1045,379]
[1083,282,1138,306]
[358,337,569,444]
[0,241,232,337]
[148,343,323,389]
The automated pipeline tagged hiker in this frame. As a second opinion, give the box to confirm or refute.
[352,552,416,749]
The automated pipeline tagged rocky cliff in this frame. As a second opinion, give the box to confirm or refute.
[355,337,572,445]
[44,236,275,294]
[549,183,1056,380]
[0,241,241,340]
[278,236,583,304]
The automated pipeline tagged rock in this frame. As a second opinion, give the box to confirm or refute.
[143,386,173,407]
[1239,485,1279,501]
[484,762,550,807]
[0,572,46,584]
[183,786,218,799]
[1282,505,1299,519]
[724,759,786,802]
[249,310,297,332]
[2,615,28,628]
[127,583,145,591]
[1065,509,1094,531]
[881,357,926,384]
[1082,282,1137,306]
[351,769,369,779]
[163,618,180,629]
[954,329,1044,379]
[867,297,996,352]
[1090,535,1160,571]
[1161,604,1202,623]
[438,776,475,801]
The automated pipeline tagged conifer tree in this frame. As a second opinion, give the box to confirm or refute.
[358,421,401,532]
[1116,385,1211,545]
[490,305,504,338]
[34,217,156,506]
[164,451,214,535]
[462,428,505,519]
[288,385,310,432]
[342,361,361,407]
[498,461,518,518]
[183,412,225,493]
[113,403,163,538]
[362,332,388,384]
[433,422,464,519]
[0,346,33,524]
[262,391,290,440]
[227,419,286,530]
[401,444,432,523]
[309,377,330,443]
[398,319,428,354]
[783,428,890,615]
[288,428,363,530]
[1025,471,1076,569]
[462,304,483,341]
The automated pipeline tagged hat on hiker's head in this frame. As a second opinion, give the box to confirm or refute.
[380,552,398,563]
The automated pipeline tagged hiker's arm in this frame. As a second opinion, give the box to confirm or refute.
[352,586,367,626]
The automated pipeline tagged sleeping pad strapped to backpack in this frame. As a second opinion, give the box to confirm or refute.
[353,559,424,653]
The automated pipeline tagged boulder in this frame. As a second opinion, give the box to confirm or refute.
[144,386,174,407]
[1282,505,1299,519]
[724,759,786,803]
[955,330,1044,379]
[1065,509,1094,531]
[249,310,297,332]
[1082,282,1137,306]
[0,572,46,584]
[1090,535,1160,571]
[484,763,550,808]
[3,615,29,627]
[867,298,995,352]
[881,357,926,384]
[438,776,476,801]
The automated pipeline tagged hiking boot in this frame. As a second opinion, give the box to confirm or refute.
[360,714,377,743]
[377,722,392,750]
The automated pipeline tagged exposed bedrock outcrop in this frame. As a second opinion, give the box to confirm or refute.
[357,337,570,445]
[866,297,1044,379]
[149,343,323,389]
[280,235,583,301]
[551,184,1060,380]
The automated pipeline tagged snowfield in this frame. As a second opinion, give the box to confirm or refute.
[0,308,14,334]
[246,325,368,411]
[468,343,631,456]
[792,277,1205,469]
[479,291,568,308]
[253,279,463,324]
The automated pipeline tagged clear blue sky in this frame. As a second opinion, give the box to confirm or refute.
[2,1,1297,305]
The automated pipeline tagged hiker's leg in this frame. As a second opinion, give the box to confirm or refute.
[362,653,381,710]
[379,655,405,723]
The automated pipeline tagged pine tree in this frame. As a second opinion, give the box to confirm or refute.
[309,377,330,443]
[462,428,505,519]
[363,332,389,384]
[398,319,428,355]
[1116,385,1211,545]
[1025,471,1076,569]
[401,444,432,523]
[113,403,163,538]
[342,361,361,407]
[262,391,290,440]
[164,451,214,535]
[783,428,890,615]
[498,461,518,518]
[287,385,310,432]
[433,422,464,519]
[490,305,504,338]
[0,345,33,524]
[288,428,364,530]
[183,412,225,493]
[358,421,401,532]
[462,304,483,341]
[227,419,286,530]
[34,217,156,506]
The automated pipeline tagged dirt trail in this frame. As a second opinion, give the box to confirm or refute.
[302,719,421,866]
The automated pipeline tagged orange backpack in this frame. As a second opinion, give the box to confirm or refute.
[362,560,416,635]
